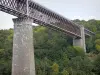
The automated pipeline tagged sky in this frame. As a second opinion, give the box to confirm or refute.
[0,0,100,29]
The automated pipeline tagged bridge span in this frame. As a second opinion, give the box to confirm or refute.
[0,0,94,75]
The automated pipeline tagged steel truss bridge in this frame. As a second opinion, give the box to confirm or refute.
[0,0,94,38]
[0,0,95,75]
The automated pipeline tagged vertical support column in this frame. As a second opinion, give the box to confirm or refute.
[73,26,86,52]
[12,17,36,75]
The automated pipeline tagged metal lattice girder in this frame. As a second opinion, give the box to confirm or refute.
[0,0,94,38]
[84,28,95,36]
[28,0,81,37]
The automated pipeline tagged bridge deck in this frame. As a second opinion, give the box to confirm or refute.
[0,0,94,38]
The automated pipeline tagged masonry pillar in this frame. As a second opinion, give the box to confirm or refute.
[73,26,86,52]
[12,17,36,75]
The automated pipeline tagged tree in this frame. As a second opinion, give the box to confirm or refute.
[65,46,76,59]
[62,69,69,75]
[95,39,100,52]
[94,54,100,75]
[73,46,85,57]
[67,56,94,75]
[51,63,59,75]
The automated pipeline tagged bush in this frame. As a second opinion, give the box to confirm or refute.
[73,46,85,57]
[93,54,100,75]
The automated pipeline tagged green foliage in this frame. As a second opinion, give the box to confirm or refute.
[65,46,85,59]
[67,56,95,75]
[86,37,94,52]
[0,29,13,75]
[95,39,100,52]
[73,46,85,56]
[0,19,100,75]
[35,58,52,75]
[95,39,100,45]
[93,54,100,75]
[65,46,76,59]
[96,32,100,39]
[95,45,100,51]
[51,63,59,75]
[61,53,69,68]
[62,69,69,75]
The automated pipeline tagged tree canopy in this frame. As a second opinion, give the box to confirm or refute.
[0,19,100,75]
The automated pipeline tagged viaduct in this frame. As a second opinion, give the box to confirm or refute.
[0,0,94,75]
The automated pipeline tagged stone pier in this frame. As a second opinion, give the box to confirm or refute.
[73,26,86,52]
[12,17,36,75]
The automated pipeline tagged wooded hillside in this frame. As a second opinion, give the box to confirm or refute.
[0,19,100,75]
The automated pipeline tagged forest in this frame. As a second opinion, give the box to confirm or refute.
[0,19,100,75]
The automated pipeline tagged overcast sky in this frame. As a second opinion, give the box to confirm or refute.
[0,0,100,29]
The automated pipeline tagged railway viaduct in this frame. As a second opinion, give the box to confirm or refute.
[0,0,94,75]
